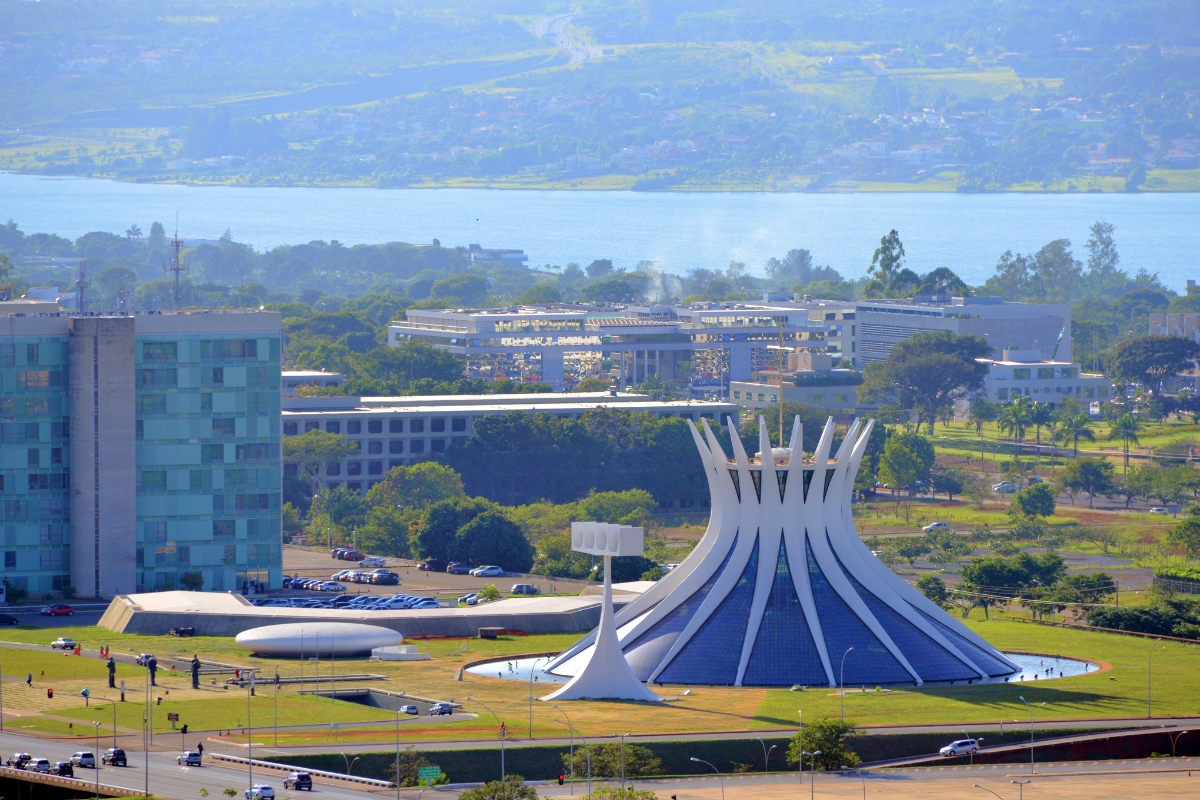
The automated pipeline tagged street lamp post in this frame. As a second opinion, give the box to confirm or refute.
[840,647,855,721]
[802,751,822,800]
[618,733,630,790]
[1149,639,1163,718]
[1170,730,1190,757]
[274,665,280,747]
[466,697,505,778]
[1011,779,1032,800]
[340,754,359,775]
[689,758,724,800]
[247,670,254,793]
[552,707,590,796]
[395,704,402,800]
[797,709,803,785]
[841,766,866,800]
[93,721,102,800]
[755,738,776,772]
[973,784,1005,800]
[1017,696,1046,771]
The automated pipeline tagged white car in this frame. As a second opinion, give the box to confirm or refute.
[317,582,347,592]
[400,704,418,715]
[50,637,78,650]
[470,565,504,577]
[27,758,52,773]
[922,522,950,533]
[246,785,276,800]
[1149,507,1168,515]
[939,739,979,757]
[71,752,96,768]
[991,481,1019,493]
[359,557,386,568]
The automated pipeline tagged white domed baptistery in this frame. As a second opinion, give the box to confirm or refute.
[545,416,1019,687]
[236,622,403,656]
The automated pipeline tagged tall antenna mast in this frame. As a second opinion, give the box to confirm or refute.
[163,227,188,310]
[75,260,89,313]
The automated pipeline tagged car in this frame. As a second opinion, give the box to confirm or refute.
[458,593,478,606]
[410,599,441,609]
[6,754,33,769]
[50,761,74,777]
[1149,507,1168,515]
[27,758,52,774]
[283,772,313,791]
[331,548,351,559]
[135,653,155,666]
[429,702,453,716]
[939,739,979,757]
[331,569,355,580]
[50,637,78,650]
[318,582,347,592]
[0,613,19,625]
[419,560,447,572]
[446,562,472,575]
[246,785,276,800]
[71,752,96,769]
[369,571,400,586]
[1027,476,1045,485]
[102,748,127,767]
[991,481,1019,493]
[359,556,386,568]
[281,577,295,589]
[922,522,950,533]
[470,565,504,577]
[399,704,418,715]
[339,551,365,561]
[510,584,539,595]
[177,751,202,766]
[42,603,74,617]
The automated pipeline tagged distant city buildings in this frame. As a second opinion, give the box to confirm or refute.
[977,349,1110,406]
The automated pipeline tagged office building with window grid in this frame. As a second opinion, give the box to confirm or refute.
[1,310,282,600]
[547,415,1019,686]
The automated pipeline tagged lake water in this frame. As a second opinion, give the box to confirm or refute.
[3,172,1198,288]
[465,652,1097,686]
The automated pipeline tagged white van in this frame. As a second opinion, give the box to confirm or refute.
[359,557,386,568]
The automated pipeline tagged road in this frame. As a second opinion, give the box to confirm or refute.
[529,15,603,64]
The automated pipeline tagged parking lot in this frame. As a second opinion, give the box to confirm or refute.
[281,547,587,601]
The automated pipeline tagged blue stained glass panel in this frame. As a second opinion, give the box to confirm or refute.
[911,606,1017,677]
[805,536,913,685]
[830,542,976,682]
[658,536,761,685]
[623,534,739,680]
[743,537,827,686]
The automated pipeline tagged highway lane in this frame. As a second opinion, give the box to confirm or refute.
[0,729,388,800]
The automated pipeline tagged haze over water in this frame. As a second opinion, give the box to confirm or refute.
[4,173,1198,288]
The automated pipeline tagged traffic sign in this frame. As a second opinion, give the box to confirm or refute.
[417,766,441,784]
[167,712,179,722]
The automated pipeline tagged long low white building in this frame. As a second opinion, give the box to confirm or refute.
[282,392,738,495]
[979,349,1111,405]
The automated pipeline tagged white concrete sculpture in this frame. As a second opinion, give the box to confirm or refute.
[236,622,403,656]
[543,522,661,702]
[545,416,1019,687]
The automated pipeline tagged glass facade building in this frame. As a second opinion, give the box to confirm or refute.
[0,311,282,600]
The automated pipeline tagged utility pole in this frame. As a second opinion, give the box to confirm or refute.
[75,260,89,313]
[164,228,188,310]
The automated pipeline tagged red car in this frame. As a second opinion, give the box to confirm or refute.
[41,604,74,617]
[338,551,365,561]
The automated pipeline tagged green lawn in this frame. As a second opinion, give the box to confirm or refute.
[755,618,1199,728]
[0,647,147,682]
[52,692,400,733]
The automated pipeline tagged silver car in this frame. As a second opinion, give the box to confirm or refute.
[70,751,96,768]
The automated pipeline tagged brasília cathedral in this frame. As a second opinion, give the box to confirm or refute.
[545,416,1019,687]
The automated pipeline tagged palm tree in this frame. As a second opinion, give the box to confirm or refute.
[1107,413,1141,477]
[968,398,999,471]
[998,396,1033,456]
[1030,402,1054,453]
[1055,411,1095,457]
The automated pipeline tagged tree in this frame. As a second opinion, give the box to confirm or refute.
[410,497,494,562]
[786,718,860,771]
[1107,336,1200,397]
[563,744,662,778]
[859,330,991,433]
[916,574,950,607]
[476,583,502,602]
[1029,402,1054,451]
[894,537,931,566]
[1054,411,1094,457]
[968,399,999,469]
[179,571,204,591]
[282,429,359,501]
[586,259,614,279]
[864,229,905,297]
[878,432,934,494]
[1168,518,1200,559]
[1107,413,1141,476]
[1057,457,1115,508]
[574,376,610,392]
[1013,482,1056,520]
[998,396,1034,456]
[457,775,537,800]
[452,510,534,572]
[365,462,465,512]
[930,466,963,501]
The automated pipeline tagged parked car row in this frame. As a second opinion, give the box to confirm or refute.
[258,593,442,611]
[420,560,507,577]
[331,569,400,586]
[331,548,365,561]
